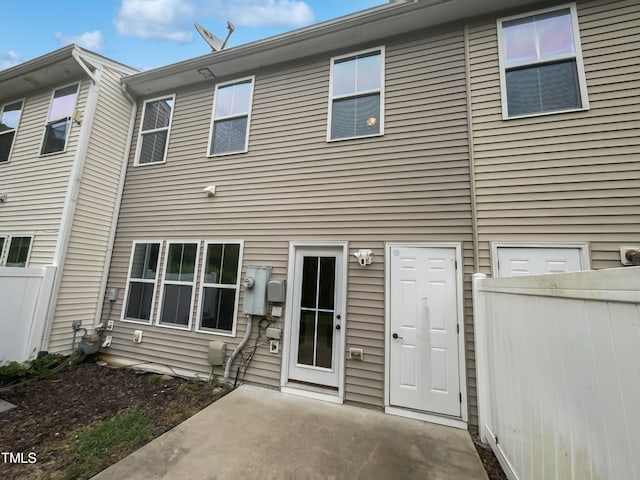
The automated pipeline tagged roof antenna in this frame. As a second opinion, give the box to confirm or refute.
[195,21,235,52]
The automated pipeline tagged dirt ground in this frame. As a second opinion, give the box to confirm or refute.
[0,359,506,479]
[0,360,223,480]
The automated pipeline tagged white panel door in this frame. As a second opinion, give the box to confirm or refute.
[287,246,343,388]
[496,247,585,277]
[389,246,460,417]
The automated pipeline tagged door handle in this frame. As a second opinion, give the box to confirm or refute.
[392,333,403,339]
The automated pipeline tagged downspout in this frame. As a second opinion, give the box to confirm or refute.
[40,50,102,353]
[223,314,253,384]
[93,82,138,326]
[463,21,480,272]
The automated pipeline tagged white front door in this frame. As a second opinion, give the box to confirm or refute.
[495,246,586,277]
[388,246,461,417]
[287,246,343,388]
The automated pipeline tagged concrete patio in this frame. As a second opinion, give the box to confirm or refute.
[92,384,487,479]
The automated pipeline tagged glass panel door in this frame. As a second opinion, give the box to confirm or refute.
[287,246,343,389]
[297,256,336,369]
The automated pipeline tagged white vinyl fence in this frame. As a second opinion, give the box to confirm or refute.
[474,267,640,480]
[0,266,56,363]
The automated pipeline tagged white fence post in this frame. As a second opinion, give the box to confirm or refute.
[472,273,489,443]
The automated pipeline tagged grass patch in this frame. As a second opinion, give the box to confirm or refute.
[62,410,152,480]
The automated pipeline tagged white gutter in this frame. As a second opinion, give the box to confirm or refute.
[41,53,102,353]
[93,83,137,326]
[463,22,480,271]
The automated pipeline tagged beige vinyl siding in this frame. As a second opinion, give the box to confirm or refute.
[102,26,476,417]
[467,0,640,273]
[0,79,89,266]
[48,68,133,353]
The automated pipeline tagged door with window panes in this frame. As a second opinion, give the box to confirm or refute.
[287,246,343,388]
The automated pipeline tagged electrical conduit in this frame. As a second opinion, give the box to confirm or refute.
[223,314,253,384]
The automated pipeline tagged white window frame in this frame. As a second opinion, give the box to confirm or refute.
[134,94,176,166]
[0,98,25,164]
[207,76,255,157]
[40,82,80,156]
[0,234,33,267]
[327,46,385,142]
[497,3,589,120]
[195,240,244,337]
[156,240,201,330]
[121,240,163,325]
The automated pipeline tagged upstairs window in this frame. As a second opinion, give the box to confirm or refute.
[328,47,384,141]
[0,100,23,163]
[122,242,161,323]
[135,95,175,165]
[157,241,199,329]
[197,242,242,335]
[498,4,588,118]
[1,236,32,267]
[209,78,254,156]
[41,84,79,155]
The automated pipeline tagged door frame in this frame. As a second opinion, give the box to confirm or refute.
[491,242,590,278]
[280,241,348,403]
[384,242,468,428]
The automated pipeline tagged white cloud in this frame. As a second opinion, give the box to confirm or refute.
[115,0,195,42]
[0,50,20,70]
[219,0,315,28]
[54,30,106,51]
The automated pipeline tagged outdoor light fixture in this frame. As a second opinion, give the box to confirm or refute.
[353,249,373,266]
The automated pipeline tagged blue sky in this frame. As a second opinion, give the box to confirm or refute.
[1,0,386,72]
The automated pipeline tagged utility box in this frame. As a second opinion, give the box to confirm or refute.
[243,266,271,315]
[267,279,286,303]
[208,341,225,366]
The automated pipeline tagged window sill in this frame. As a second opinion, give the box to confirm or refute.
[327,132,384,143]
[39,149,69,157]
[503,105,589,121]
[207,149,249,158]
[133,160,168,167]
[156,322,192,331]
[121,317,153,325]
[195,327,236,337]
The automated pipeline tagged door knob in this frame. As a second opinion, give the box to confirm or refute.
[392,333,403,339]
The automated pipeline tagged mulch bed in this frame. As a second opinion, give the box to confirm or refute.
[0,360,223,479]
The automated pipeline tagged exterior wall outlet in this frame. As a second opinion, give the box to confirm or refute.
[269,340,279,354]
[133,330,143,343]
[106,320,114,331]
[348,347,364,360]
[102,336,112,348]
